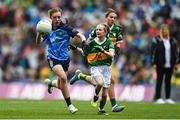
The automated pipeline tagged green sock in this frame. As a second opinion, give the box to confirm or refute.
[110,98,116,107]
[99,100,106,110]
[79,73,87,80]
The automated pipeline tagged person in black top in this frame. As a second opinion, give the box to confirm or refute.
[151,24,179,104]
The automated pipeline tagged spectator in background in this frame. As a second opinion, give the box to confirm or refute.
[36,7,86,113]
[151,24,179,104]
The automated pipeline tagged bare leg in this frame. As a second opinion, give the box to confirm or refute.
[69,70,96,86]
[51,79,61,89]
[52,65,70,98]
[51,65,78,113]
[91,76,103,107]
[84,76,96,86]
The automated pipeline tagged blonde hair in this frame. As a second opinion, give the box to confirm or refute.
[98,23,110,36]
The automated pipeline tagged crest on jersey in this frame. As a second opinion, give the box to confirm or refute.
[59,32,63,36]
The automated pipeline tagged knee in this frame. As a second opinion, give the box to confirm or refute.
[96,82,103,88]
[59,76,67,83]
[111,77,115,85]
[56,82,61,89]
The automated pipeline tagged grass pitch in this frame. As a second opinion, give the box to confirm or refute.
[0,99,180,119]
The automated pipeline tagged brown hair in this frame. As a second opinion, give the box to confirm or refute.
[105,8,118,18]
[48,8,62,18]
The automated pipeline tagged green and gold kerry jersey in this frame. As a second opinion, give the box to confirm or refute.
[108,24,123,44]
[86,37,114,66]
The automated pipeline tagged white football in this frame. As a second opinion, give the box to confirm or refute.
[36,20,52,34]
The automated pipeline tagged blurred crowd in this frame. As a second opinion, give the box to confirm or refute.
[0,0,180,85]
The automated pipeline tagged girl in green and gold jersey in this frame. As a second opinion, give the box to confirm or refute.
[70,23,114,115]
[88,8,125,112]
[69,8,125,113]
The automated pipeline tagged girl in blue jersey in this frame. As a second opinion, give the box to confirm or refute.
[36,8,86,114]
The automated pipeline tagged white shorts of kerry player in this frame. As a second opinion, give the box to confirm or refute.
[90,65,111,88]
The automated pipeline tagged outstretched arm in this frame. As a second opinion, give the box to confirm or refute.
[69,44,84,56]
[75,32,86,42]
[151,37,158,65]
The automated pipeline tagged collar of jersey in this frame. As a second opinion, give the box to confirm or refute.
[94,37,107,45]
[110,24,114,31]
[52,22,64,30]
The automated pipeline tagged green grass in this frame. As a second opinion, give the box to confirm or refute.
[0,99,180,119]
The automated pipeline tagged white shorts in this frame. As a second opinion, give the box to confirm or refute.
[90,65,111,88]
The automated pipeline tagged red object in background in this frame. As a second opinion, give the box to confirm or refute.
[165,18,173,25]
[0,6,8,22]
[0,6,7,17]
[119,41,125,50]
[148,27,159,37]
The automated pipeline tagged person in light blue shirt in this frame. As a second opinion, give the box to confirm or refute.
[36,7,86,114]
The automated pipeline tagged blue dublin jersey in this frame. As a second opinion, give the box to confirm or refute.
[43,22,78,61]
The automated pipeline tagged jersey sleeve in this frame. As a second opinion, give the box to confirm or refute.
[109,40,115,50]
[64,24,79,38]
[89,29,96,38]
[116,25,123,42]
